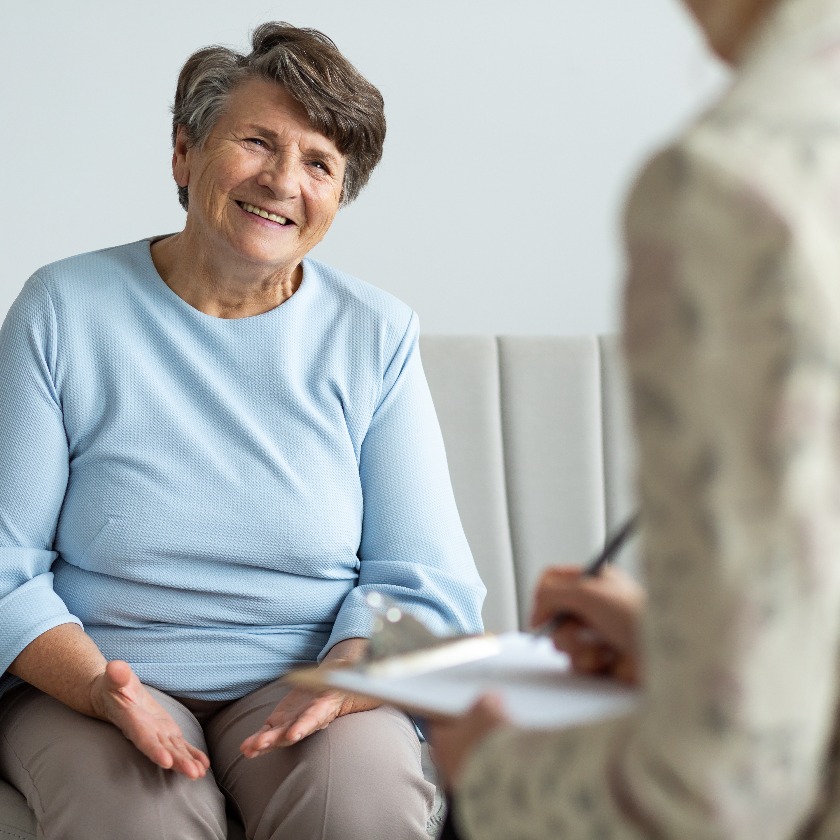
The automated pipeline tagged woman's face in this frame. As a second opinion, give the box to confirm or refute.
[173,77,346,276]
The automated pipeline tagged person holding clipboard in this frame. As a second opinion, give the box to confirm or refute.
[431,0,840,837]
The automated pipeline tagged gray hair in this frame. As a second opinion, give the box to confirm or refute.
[171,22,386,209]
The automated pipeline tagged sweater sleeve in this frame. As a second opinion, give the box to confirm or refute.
[455,144,840,839]
[321,312,486,655]
[0,276,81,679]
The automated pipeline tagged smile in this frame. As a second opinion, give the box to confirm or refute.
[238,202,291,225]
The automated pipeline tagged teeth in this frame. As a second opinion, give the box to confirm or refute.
[242,202,287,225]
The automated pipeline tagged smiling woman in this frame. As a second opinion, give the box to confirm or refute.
[0,21,485,840]
[155,77,349,317]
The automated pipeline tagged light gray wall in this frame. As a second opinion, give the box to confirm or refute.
[0,0,726,334]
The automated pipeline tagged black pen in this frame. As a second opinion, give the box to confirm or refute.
[533,513,639,637]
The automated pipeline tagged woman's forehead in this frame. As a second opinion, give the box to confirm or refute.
[220,78,341,151]
[223,78,309,125]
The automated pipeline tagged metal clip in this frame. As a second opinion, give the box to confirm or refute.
[364,592,442,661]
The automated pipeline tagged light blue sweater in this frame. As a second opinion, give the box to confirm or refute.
[0,240,485,700]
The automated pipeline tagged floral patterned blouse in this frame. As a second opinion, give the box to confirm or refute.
[455,0,840,837]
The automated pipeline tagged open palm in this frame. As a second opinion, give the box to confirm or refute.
[93,660,210,779]
[240,685,379,758]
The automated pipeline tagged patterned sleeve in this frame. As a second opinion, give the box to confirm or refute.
[455,139,840,839]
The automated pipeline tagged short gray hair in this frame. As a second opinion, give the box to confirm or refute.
[171,22,386,210]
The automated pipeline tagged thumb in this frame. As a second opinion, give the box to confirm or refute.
[471,693,508,724]
[104,659,135,690]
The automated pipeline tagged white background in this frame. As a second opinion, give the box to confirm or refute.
[0,0,727,334]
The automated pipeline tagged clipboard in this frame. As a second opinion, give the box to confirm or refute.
[285,631,639,728]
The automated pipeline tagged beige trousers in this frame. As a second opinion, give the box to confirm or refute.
[0,680,434,840]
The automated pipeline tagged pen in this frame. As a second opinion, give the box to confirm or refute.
[534,512,639,637]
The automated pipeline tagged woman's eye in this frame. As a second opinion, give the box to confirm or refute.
[245,137,266,148]
[309,160,329,173]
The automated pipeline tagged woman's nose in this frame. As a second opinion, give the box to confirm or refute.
[256,156,300,198]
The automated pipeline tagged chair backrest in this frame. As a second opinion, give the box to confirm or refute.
[419,334,638,633]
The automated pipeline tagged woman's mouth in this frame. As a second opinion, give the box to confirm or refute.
[237,201,292,225]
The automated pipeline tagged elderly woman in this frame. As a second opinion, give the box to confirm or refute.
[0,22,484,840]
[433,0,840,838]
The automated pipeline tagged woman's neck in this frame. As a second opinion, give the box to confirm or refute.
[150,233,301,319]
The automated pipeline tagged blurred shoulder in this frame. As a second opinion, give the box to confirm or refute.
[627,2,840,230]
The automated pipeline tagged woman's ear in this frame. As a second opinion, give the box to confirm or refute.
[172,126,191,188]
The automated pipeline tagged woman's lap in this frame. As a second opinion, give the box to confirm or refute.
[205,679,434,840]
[0,680,433,840]
[0,683,226,840]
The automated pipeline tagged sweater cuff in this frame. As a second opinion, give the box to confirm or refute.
[0,574,82,673]
[318,594,373,661]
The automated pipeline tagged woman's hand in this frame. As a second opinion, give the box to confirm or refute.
[90,660,210,779]
[429,695,510,790]
[239,684,380,757]
[531,565,646,683]
[240,637,380,758]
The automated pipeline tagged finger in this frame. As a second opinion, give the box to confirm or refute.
[284,708,330,743]
[241,727,298,757]
[169,753,204,780]
[241,690,351,757]
[240,724,287,757]
[244,704,337,756]
[172,737,210,775]
[189,743,211,769]
[102,660,141,707]
[282,692,345,735]
[140,737,200,780]
[614,655,640,685]
[104,659,135,688]
[530,579,586,627]
[259,689,326,732]
[534,576,640,649]
[160,734,208,779]
[535,566,582,589]
[131,721,204,777]
[242,715,309,754]
[123,720,174,769]
[147,742,175,770]
[140,730,207,778]
[470,693,509,725]
[549,618,588,654]
[569,642,617,676]
[275,699,336,746]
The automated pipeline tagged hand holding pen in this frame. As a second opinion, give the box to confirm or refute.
[430,514,645,806]
[530,515,645,684]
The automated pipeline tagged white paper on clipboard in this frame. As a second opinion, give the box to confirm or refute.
[295,632,639,729]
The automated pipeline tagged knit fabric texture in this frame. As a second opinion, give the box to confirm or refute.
[0,239,485,700]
